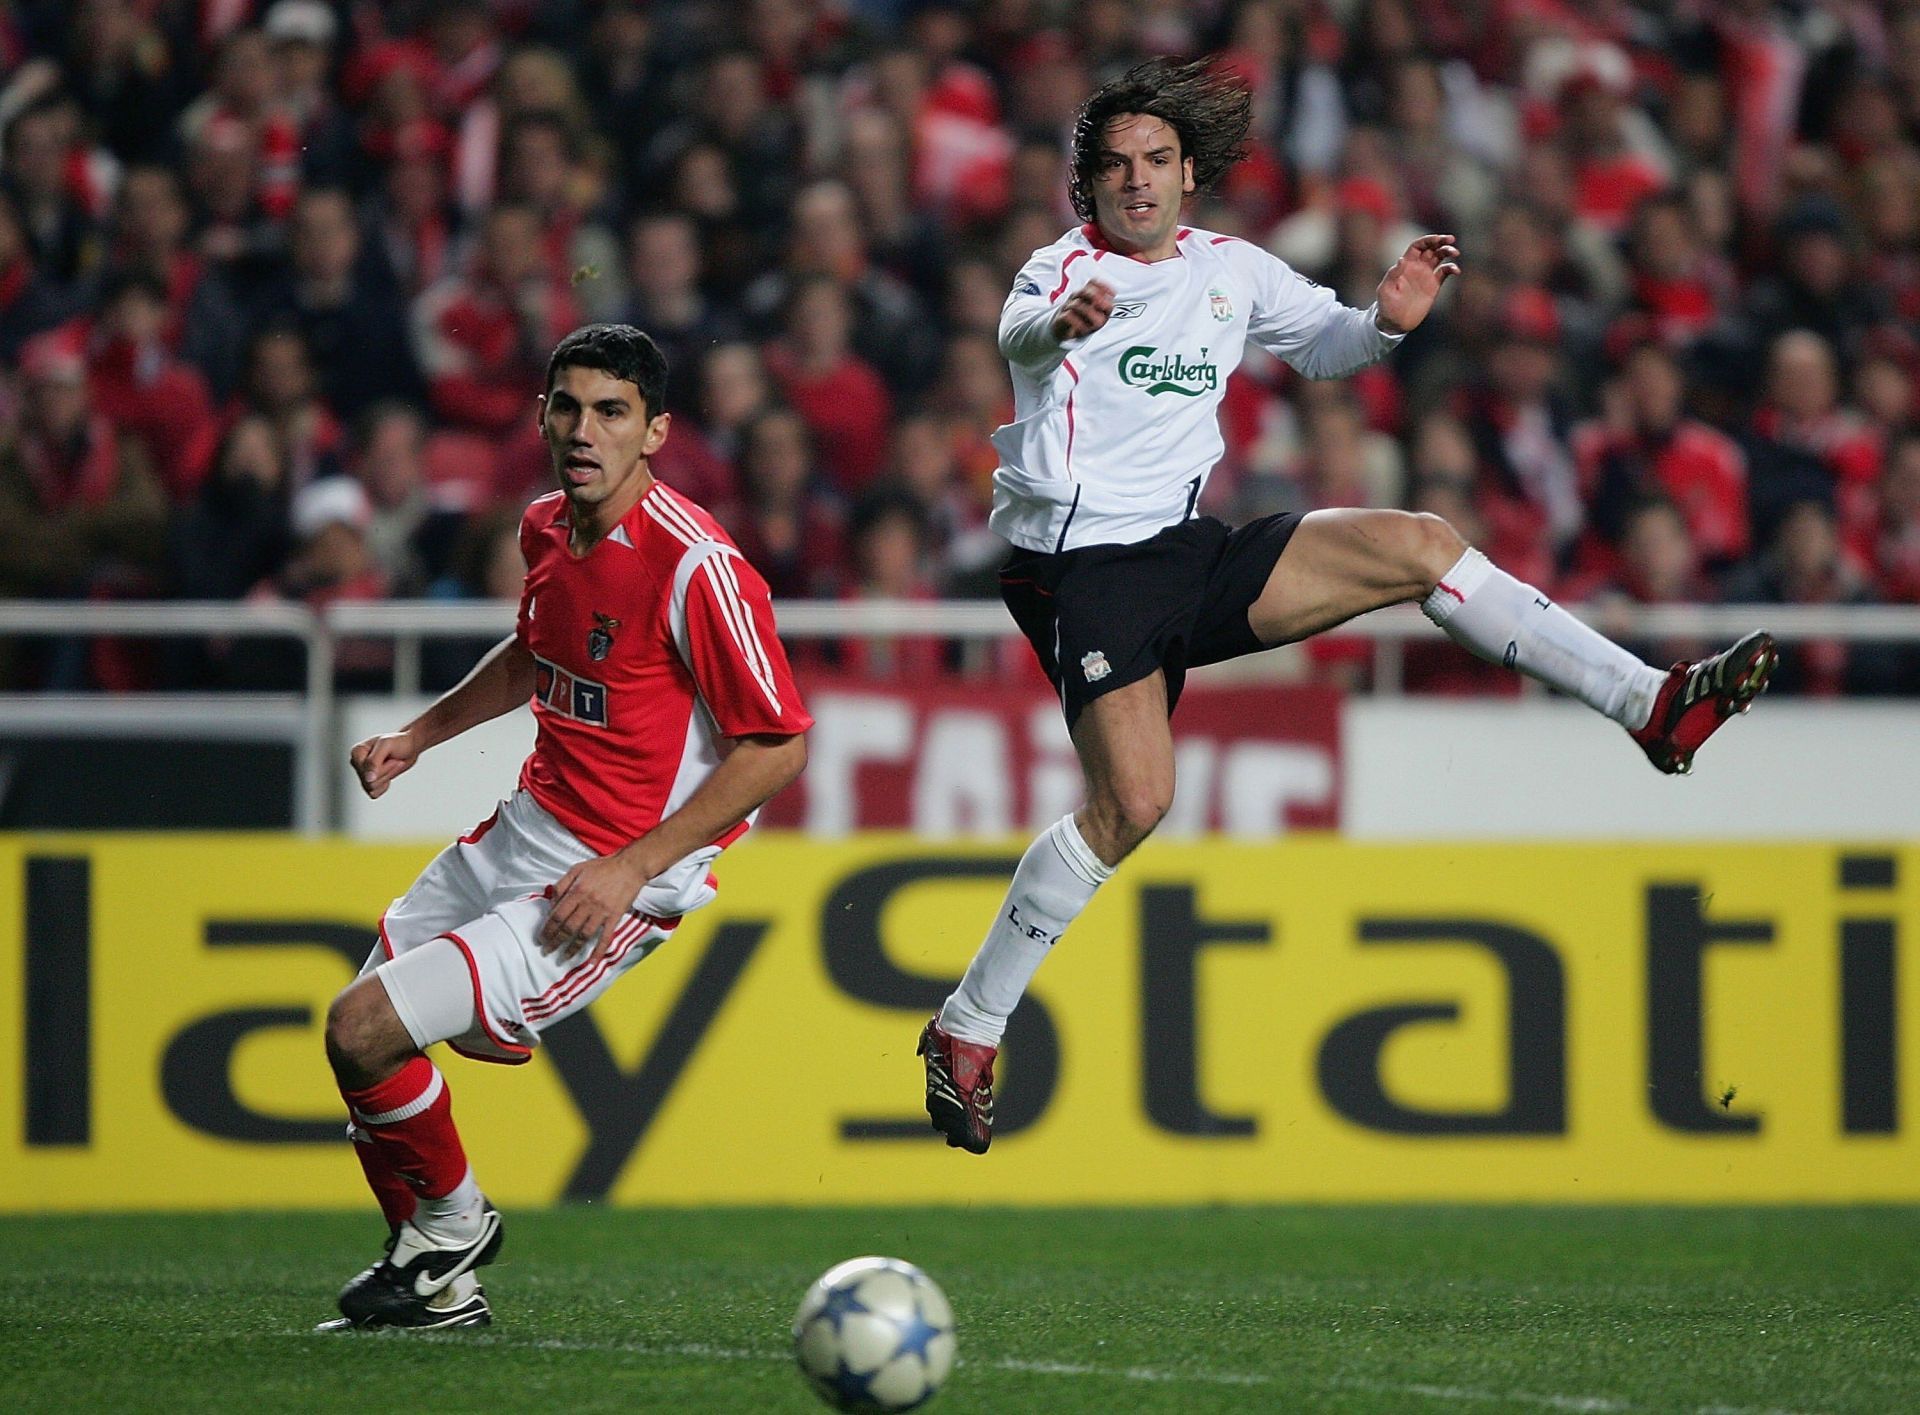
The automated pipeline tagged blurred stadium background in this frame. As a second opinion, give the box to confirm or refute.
[3,1,1919,1411]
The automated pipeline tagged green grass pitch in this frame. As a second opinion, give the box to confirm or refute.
[8,1207,1918,1413]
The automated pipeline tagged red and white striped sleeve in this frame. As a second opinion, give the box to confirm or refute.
[672,543,812,738]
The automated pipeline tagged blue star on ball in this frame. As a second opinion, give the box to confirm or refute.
[819,1284,871,1332]
[828,1357,876,1407]
[892,1308,944,1364]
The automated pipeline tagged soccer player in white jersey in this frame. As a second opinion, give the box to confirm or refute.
[318,325,811,1328]
[919,60,1775,1154]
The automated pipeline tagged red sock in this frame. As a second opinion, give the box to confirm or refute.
[348,1122,418,1228]
[340,1056,470,1203]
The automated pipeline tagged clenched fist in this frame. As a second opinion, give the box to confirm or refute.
[1051,280,1116,342]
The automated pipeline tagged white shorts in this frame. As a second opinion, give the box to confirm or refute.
[364,788,721,1064]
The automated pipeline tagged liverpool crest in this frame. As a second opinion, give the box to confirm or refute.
[1208,286,1233,322]
[1080,649,1112,682]
[587,612,621,661]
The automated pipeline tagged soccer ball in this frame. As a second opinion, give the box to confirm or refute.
[792,1255,956,1412]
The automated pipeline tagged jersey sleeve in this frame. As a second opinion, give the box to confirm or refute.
[1241,244,1405,379]
[513,505,539,647]
[674,544,813,738]
[998,242,1085,375]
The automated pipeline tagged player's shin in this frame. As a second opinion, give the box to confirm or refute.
[348,1121,417,1230]
[938,815,1113,1045]
[339,1056,487,1243]
[1421,547,1666,728]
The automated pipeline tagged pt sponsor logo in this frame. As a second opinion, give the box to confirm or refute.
[1118,345,1219,396]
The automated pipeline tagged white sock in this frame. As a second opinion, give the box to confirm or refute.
[412,1167,485,1243]
[1423,548,1666,728]
[939,814,1113,1046]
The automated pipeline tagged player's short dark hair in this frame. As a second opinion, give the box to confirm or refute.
[546,323,669,419]
[1068,58,1252,223]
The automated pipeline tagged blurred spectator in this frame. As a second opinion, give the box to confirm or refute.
[85,268,220,501]
[178,27,300,226]
[58,0,185,166]
[1723,498,1912,695]
[1743,196,1885,364]
[578,2,670,196]
[263,1,356,186]
[0,187,76,362]
[1591,496,1719,670]
[258,187,426,423]
[350,402,460,595]
[834,487,945,679]
[1458,286,1583,564]
[691,341,775,476]
[620,210,738,417]
[3,94,105,289]
[885,410,992,590]
[761,275,893,495]
[412,202,580,440]
[0,329,166,601]
[422,502,527,689]
[1620,192,1735,350]
[648,49,800,235]
[497,108,623,319]
[235,323,346,492]
[107,164,246,397]
[743,178,943,394]
[168,413,290,602]
[363,127,458,299]
[718,407,846,601]
[1874,430,1920,604]
[1573,341,1749,575]
[1548,45,1671,237]
[185,110,286,301]
[247,474,393,686]
[839,107,949,304]
[1743,329,1879,554]
[845,40,1011,230]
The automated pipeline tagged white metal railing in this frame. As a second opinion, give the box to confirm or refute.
[1,598,1917,833]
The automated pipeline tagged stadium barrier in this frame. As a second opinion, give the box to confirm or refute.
[4,834,1914,1210]
[2,597,1919,833]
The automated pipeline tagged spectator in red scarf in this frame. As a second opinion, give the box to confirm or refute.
[1573,340,1749,575]
[84,269,220,501]
[106,164,246,397]
[0,328,165,599]
[761,274,893,496]
[411,201,581,440]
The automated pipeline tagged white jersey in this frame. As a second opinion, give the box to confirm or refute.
[989,223,1405,554]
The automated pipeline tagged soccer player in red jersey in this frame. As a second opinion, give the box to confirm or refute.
[319,325,811,1331]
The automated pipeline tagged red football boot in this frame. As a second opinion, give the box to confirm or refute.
[918,1017,996,1154]
[1630,630,1778,776]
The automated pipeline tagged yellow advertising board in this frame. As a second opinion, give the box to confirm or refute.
[1,835,1914,1210]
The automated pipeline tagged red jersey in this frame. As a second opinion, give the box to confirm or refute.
[514,481,812,857]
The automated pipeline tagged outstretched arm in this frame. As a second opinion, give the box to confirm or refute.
[1249,235,1460,380]
[349,634,537,799]
[539,731,808,960]
[1373,234,1462,335]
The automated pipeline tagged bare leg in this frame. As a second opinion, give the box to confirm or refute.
[1070,669,1178,866]
[1247,508,1465,645]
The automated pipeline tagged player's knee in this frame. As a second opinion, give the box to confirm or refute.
[324,981,403,1084]
[1404,511,1468,589]
[1110,783,1172,848]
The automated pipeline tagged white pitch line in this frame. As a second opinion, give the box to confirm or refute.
[288,1329,1825,1414]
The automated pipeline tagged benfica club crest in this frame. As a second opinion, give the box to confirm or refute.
[587,612,621,661]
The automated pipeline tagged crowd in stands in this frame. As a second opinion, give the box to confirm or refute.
[1,0,1918,695]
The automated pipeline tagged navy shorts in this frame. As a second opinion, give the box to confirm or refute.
[999,513,1304,729]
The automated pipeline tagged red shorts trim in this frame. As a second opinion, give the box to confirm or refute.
[437,929,534,1061]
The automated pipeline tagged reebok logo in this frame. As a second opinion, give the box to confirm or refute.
[1118,345,1218,396]
[1110,301,1147,319]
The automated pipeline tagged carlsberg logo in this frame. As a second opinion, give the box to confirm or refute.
[1118,344,1218,396]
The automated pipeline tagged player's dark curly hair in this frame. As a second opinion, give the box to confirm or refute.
[546,323,669,420]
[1068,58,1252,223]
